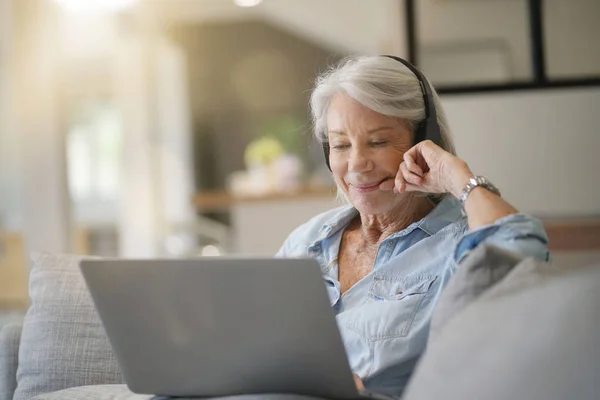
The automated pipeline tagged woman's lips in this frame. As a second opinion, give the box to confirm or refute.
[349,178,391,193]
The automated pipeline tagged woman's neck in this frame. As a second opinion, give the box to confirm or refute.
[354,195,435,246]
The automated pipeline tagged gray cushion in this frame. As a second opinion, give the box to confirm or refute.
[427,244,526,342]
[14,252,123,400]
[31,385,328,400]
[0,321,22,400]
[403,244,600,400]
[31,385,151,400]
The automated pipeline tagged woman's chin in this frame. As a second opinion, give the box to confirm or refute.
[349,191,399,215]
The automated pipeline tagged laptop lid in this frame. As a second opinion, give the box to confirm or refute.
[80,258,361,399]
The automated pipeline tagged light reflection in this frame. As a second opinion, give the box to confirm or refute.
[201,245,221,257]
[233,0,263,8]
[53,0,140,15]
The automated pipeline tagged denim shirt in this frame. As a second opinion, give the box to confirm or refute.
[276,196,549,398]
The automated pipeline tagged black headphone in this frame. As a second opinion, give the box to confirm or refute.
[322,55,441,171]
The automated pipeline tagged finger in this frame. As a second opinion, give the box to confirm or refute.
[400,162,423,186]
[395,166,406,193]
[403,152,424,177]
[403,144,428,173]
[406,140,441,171]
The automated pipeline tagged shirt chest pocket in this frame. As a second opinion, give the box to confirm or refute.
[348,275,438,341]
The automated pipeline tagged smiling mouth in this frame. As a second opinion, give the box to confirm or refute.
[349,178,392,190]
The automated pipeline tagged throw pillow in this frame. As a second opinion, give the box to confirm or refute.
[0,321,22,400]
[13,252,123,400]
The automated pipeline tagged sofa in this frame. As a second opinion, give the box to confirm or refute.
[1,246,599,400]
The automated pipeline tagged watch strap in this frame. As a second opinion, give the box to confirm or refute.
[459,175,501,206]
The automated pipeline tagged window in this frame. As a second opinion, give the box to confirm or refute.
[543,0,600,80]
[66,99,122,222]
[415,0,532,86]
[409,0,600,92]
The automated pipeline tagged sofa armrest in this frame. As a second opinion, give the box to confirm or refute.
[428,244,525,341]
[0,321,23,400]
[403,245,600,400]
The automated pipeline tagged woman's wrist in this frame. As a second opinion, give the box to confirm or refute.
[447,158,473,199]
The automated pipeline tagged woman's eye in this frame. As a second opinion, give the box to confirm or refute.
[370,141,387,147]
[332,144,350,150]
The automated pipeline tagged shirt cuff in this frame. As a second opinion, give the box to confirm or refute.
[454,213,549,263]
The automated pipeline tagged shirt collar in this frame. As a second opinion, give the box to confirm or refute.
[317,195,463,242]
[417,195,464,235]
[318,205,357,240]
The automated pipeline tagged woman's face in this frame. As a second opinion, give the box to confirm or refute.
[327,92,413,215]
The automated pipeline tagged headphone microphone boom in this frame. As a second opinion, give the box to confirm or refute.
[322,55,441,171]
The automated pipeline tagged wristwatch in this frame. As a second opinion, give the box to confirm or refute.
[459,175,501,208]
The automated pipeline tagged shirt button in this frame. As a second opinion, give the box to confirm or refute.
[388,241,395,247]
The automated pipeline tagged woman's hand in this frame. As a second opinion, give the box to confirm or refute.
[382,140,520,230]
[380,140,472,198]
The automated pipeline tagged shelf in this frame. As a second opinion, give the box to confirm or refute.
[192,186,337,212]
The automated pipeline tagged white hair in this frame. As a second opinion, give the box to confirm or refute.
[309,56,456,202]
[310,55,456,155]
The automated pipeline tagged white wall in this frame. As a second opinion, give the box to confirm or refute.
[159,0,407,56]
[442,87,600,216]
[260,0,406,56]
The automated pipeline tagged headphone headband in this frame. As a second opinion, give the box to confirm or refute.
[381,55,440,144]
[322,56,441,171]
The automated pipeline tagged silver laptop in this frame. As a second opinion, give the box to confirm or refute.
[80,258,392,400]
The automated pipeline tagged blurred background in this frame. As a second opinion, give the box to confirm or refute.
[0,0,599,313]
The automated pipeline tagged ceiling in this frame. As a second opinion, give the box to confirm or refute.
[149,0,403,55]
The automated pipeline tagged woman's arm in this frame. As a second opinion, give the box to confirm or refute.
[393,140,549,261]
[396,140,519,230]
[446,158,518,231]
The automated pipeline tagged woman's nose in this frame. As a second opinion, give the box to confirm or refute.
[348,146,373,172]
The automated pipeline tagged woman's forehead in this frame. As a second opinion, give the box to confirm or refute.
[327,92,400,131]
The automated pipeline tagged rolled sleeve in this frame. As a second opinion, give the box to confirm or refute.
[455,213,549,263]
[275,241,288,258]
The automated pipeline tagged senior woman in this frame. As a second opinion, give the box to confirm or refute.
[276,56,549,398]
